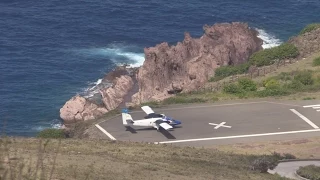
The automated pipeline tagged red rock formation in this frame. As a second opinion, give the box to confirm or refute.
[60,75,134,123]
[100,75,134,110]
[59,95,108,123]
[132,22,263,104]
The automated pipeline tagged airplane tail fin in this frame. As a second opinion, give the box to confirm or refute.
[122,108,133,125]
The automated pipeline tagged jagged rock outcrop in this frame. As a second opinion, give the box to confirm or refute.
[59,95,108,123]
[288,28,320,58]
[100,75,134,110]
[60,72,134,123]
[132,22,263,104]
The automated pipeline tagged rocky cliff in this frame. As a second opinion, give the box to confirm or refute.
[59,22,263,123]
[132,22,263,104]
[59,66,135,123]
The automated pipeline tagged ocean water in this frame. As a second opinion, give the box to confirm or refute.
[1,0,319,136]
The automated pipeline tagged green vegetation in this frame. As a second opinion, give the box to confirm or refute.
[209,63,250,82]
[209,43,299,82]
[296,165,320,180]
[0,137,293,180]
[249,43,299,67]
[36,128,66,139]
[299,23,320,35]
[219,70,320,98]
[313,56,320,66]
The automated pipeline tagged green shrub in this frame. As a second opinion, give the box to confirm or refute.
[294,70,314,85]
[249,43,299,67]
[210,63,250,81]
[299,23,320,35]
[296,165,320,180]
[255,88,291,97]
[37,128,66,139]
[163,97,207,104]
[312,57,320,66]
[276,72,293,81]
[264,79,280,90]
[238,78,257,91]
[223,83,242,94]
[286,80,304,90]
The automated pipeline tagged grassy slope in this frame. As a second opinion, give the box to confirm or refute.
[157,51,320,105]
[1,137,290,180]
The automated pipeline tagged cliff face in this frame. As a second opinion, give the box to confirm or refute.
[132,22,263,103]
[288,28,320,58]
[59,22,263,123]
[60,70,134,123]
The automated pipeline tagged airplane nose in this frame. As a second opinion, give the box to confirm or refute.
[174,120,181,125]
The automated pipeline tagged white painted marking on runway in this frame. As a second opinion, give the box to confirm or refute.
[303,104,320,108]
[95,124,117,140]
[317,110,320,112]
[156,129,320,144]
[290,109,319,129]
[209,122,231,129]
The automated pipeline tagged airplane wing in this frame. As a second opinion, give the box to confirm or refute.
[141,106,154,115]
[154,120,173,130]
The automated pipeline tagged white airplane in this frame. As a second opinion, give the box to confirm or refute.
[121,106,181,131]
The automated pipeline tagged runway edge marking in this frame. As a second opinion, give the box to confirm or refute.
[95,124,117,140]
[156,129,320,144]
[290,109,319,129]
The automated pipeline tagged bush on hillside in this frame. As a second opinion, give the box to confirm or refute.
[37,128,66,139]
[163,97,207,104]
[296,165,320,180]
[223,83,242,94]
[238,78,257,91]
[249,43,299,67]
[264,79,280,90]
[276,72,293,81]
[299,23,320,35]
[312,57,320,67]
[286,80,304,90]
[254,88,291,97]
[294,70,314,86]
[210,63,250,81]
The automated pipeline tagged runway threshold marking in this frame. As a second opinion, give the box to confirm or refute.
[290,109,319,129]
[95,124,117,140]
[156,129,320,144]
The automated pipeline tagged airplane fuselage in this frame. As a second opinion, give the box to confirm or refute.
[127,118,163,130]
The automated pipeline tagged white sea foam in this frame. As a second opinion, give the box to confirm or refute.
[77,44,145,68]
[255,28,282,49]
[76,44,145,98]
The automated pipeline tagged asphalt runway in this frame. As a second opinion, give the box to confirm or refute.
[97,100,320,146]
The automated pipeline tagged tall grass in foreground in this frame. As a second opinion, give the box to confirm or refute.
[0,137,61,180]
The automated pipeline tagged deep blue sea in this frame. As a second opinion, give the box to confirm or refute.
[1,0,319,137]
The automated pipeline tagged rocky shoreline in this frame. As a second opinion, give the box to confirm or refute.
[59,22,264,126]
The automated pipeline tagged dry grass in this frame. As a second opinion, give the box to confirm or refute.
[0,137,292,180]
[215,137,320,159]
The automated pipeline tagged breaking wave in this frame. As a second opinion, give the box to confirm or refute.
[75,43,145,68]
[255,28,282,49]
